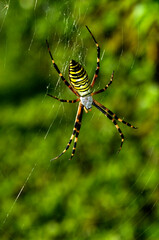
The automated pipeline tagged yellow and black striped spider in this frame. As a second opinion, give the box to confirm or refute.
[46,26,137,160]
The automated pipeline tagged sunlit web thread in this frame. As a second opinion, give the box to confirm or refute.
[1,163,37,228]
[0,0,10,32]
[34,0,38,10]
[28,30,36,52]
[44,103,62,140]
[116,26,124,72]
[130,26,140,69]
[0,0,9,13]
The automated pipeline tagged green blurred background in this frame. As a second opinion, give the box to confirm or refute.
[0,0,159,239]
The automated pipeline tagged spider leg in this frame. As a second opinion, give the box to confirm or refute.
[52,102,84,160]
[46,40,79,97]
[93,99,137,129]
[69,104,84,160]
[86,26,100,88]
[92,99,124,152]
[47,93,80,103]
[91,71,114,96]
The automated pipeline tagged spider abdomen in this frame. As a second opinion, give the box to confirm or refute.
[69,60,92,97]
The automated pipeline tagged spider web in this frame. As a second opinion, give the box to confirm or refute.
[0,1,158,239]
[0,0,10,32]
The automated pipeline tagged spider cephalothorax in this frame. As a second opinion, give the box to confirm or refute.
[46,26,137,160]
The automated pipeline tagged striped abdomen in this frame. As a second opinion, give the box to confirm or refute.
[69,60,92,97]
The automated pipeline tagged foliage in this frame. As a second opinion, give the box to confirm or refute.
[0,0,159,239]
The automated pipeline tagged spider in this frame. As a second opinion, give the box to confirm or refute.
[46,26,137,160]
